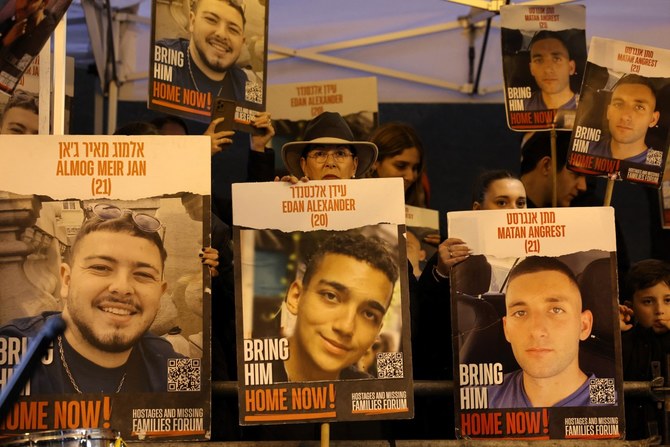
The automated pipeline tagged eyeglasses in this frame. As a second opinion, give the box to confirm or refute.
[86,203,165,238]
[305,148,354,164]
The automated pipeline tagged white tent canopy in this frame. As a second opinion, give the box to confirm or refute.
[65,0,670,105]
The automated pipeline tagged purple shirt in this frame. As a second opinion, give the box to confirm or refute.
[588,138,658,165]
[523,91,578,111]
[488,369,597,408]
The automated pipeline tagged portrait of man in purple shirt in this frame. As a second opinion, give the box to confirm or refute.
[488,256,595,408]
[588,74,662,166]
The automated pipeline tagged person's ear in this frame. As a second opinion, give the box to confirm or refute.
[371,160,379,173]
[286,280,303,316]
[60,263,71,299]
[538,156,552,176]
[472,201,482,210]
[189,10,195,33]
[650,110,660,128]
[352,156,359,173]
[569,59,576,76]
[579,309,594,341]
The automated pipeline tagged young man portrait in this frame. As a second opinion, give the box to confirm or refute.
[523,31,579,111]
[488,256,595,407]
[588,74,663,165]
[0,203,185,394]
[155,0,262,110]
[278,232,399,382]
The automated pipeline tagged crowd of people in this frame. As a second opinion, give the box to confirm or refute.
[1,84,669,441]
[0,0,666,440]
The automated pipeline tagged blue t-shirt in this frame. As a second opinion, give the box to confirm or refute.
[488,369,597,408]
[523,91,578,111]
[588,138,656,165]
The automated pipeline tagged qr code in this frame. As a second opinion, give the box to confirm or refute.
[646,149,663,167]
[244,81,263,104]
[376,352,404,379]
[167,358,201,392]
[589,377,616,405]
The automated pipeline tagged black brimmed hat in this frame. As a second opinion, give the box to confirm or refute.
[281,112,378,178]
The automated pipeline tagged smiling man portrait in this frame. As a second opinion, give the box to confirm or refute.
[0,203,184,394]
[277,232,399,382]
[155,0,262,109]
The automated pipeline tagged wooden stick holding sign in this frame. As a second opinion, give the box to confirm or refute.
[321,422,330,447]
[551,127,558,208]
[603,176,616,207]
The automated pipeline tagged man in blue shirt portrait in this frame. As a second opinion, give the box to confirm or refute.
[588,74,662,165]
[488,256,595,407]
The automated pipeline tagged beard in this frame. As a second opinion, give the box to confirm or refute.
[69,310,146,353]
[194,39,236,73]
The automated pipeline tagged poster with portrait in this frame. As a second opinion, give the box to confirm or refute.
[500,4,586,131]
[405,205,439,279]
[567,37,670,188]
[232,178,414,424]
[0,55,75,133]
[267,77,379,174]
[149,0,268,131]
[449,207,624,440]
[0,135,212,440]
[0,0,72,93]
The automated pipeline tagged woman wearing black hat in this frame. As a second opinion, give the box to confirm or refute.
[280,112,378,181]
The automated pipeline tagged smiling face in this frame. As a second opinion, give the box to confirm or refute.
[60,231,167,359]
[300,145,358,180]
[529,37,575,96]
[631,282,670,334]
[503,270,592,381]
[286,253,393,381]
[606,83,660,147]
[189,0,245,76]
[373,146,421,192]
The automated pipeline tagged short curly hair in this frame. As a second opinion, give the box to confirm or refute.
[70,212,167,270]
[302,232,399,289]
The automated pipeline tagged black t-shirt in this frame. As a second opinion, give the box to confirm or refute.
[59,335,152,393]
